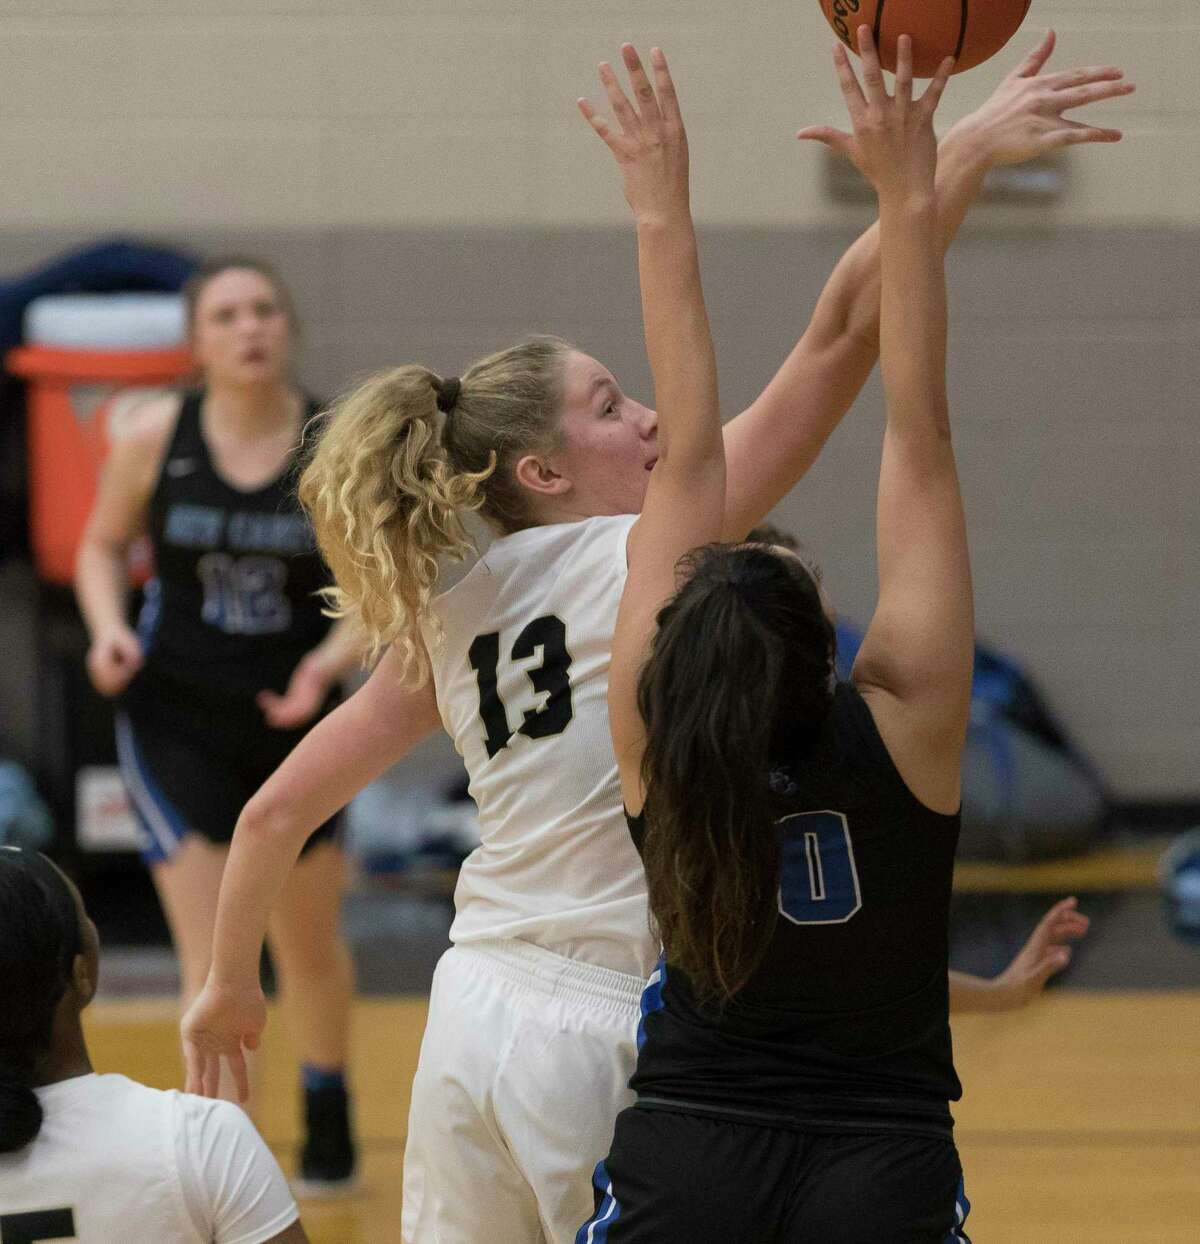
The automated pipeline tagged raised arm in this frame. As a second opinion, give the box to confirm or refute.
[579,45,724,811]
[182,645,441,1099]
[799,28,969,815]
[720,30,1132,540]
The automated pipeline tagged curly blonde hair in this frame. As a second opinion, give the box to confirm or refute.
[298,336,572,682]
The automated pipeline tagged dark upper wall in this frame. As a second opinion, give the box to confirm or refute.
[2,222,1195,797]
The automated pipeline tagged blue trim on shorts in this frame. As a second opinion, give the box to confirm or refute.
[575,1159,622,1243]
[114,711,190,865]
[945,1175,972,1242]
[636,956,667,1051]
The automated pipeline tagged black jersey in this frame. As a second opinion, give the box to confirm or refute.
[629,682,962,1139]
[134,390,332,702]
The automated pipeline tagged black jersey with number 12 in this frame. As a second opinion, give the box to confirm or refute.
[135,390,333,702]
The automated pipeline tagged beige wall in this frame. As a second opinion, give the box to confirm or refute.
[0,2,1195,798]
[0,1,1194,230]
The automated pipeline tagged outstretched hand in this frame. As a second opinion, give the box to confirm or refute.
[798,27,954,201]
[993,896,1091,1009]
[181,977,267,1104]
[578,44,690,225]
[950,30,1133,166]
[257,653,332,730]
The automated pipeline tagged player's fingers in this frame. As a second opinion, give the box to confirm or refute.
[1049,123,1123,145]
[621,44,662,122]
[598,61,641,137]
[795,125,855,160]
[920,56,956,115]
[650,48,683,129]
[831,42,868,116]
[229,1048,250,1104]
[1054,913,1091,939]
[1043,65,1124,91]
[1010,28,1056,79]
[1033,896,1079,932]
[1053,80,1136,113]
[256,691,289,727]
[1030,946,1072,988]
[856,25,888,106]
[894,34,913,103]
[183,1040,203,1095]
[576,97,609,143]
[578,98,624,156]
[201,1051,221,1099]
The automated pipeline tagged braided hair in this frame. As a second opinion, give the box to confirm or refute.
[0,848,84,1153]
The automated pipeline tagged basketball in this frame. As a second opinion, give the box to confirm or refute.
[819,1,1033,77]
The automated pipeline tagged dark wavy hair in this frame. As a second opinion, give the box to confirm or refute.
[636,542,836,1003]
[0,848,84,1153]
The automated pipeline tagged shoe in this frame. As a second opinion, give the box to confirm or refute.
[293,1082,360,1199]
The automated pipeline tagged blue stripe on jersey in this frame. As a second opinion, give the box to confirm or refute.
[114,712,189,865]
[575,1160,621,1244]
[636,956,667,1051]
[135,576,163,655]
[945,1176,972,1242]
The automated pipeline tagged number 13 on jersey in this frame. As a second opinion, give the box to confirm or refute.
[777,810,862,925]
[468,615,574,759]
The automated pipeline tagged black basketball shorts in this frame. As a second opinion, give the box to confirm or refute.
[114,678,341,866]
[576,1104,971,1244]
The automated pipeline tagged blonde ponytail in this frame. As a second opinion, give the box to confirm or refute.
[299,366,492,682]
[299,336,573,683]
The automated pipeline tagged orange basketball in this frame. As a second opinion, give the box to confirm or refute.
[819,0,1033,78]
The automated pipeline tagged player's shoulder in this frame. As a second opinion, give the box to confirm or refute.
[532,512,637,569]
[164,1088,276,1175]
[53,1072,176,1132]
[438,512,635,607]
[167,1087,258,1138]
[84,1070,166,1103]
[107,387,185,456]
[82,1073,212,1117]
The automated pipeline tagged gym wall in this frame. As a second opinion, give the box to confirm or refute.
[0,0,1194,797]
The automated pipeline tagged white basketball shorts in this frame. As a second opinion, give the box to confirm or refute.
[401,938,644,1243]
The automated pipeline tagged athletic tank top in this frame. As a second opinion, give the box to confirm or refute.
[0,1074,298,1243]
[422,514,657,978]
[136,390,332,701]
[630,682,963,1137]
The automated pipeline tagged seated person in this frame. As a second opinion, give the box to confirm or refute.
[0,846,306,1244]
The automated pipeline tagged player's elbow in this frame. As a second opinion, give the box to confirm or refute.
[237,788,300,847]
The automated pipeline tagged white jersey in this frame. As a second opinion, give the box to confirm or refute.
[424,514,656,978]
[0,1074,298,1244]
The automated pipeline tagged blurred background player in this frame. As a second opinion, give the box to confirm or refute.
[73,258,361,1194]
[0,846,308,1243]
[589,29,977,1241]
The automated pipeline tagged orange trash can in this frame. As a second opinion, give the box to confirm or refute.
[7,298,192,586]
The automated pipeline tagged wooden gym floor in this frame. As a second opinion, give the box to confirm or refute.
[77,840,1199,1241]
[84,987,1200,1243]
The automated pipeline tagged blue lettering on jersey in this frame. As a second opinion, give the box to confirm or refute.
[163,503,224,549]
[197,552,292,635]
[226,511,314,555]
[777,810,862,926]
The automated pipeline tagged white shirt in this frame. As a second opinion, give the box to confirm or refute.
[0,1074,298,1244]
[424,514,657,978]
